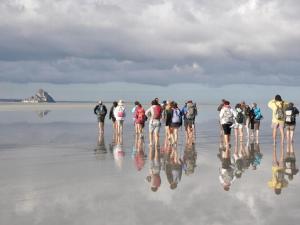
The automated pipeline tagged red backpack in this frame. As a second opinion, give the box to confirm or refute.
[152,105,162,119]
[136,107,145,123]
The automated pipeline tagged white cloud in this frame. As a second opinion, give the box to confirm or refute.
[0,0,300,86]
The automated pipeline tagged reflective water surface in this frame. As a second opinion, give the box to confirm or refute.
[0,105,299,225]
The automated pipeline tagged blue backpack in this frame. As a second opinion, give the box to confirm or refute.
[172,108,182,124]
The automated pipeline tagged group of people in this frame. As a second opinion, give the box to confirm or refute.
[218,94,299,194]
[94,98,198,147]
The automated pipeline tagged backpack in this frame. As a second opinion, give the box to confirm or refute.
[223,108,234,124]
[117,106,125,118]
[97,105,106,117]
[235,110,244,124]
[186,103,196,120]
[285,108,295,123]
[152,105,162,119]
[136,108,145,123]
[172,108,182,123]
[254,108,263,120]
[244,106,251,117]
[275,102,284,120]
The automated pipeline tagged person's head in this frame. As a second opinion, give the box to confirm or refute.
[134,101,139,106]
[275,188,282,195]
[98,100,103,105]
[162,100,167,105]
[235,103,241,109]
[113,101,118,107]
[138,103,142,108]
[224,101,230,106]
[252,103,257,108]
[275,95,282,101]
[288,102,294,108]
[174,102,178,108]
[151,174,161,191]
[151,187,158,192]
[223,184,230,191]
[154,98,159,103]
[170,182,177,190]
[241,101,246,106]
[151,100,158,105]
[118,100,124,106]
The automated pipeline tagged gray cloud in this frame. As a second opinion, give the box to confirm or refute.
[0,0,300,86]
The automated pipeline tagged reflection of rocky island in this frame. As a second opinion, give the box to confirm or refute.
[23,89,55,103]
[36,110,51,118]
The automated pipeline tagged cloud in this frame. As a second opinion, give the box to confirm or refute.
[0,0,300,86]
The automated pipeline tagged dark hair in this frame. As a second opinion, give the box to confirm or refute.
[224,101,230,106]
[113,101,118,107]
[275,95,282,101]
[134,101,139,105]
[235,103,241,109]
[151,187,158,192]
[138,103,142,107]
[151,100,158,105]
[275,188,282,195]
[288,102,294,108]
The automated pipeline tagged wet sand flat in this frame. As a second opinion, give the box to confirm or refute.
[0,105,299,225]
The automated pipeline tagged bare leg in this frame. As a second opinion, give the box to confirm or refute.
[279,126,284,147]
[290,130,294,144]
[272,127,277,145]
[234,128,238,144]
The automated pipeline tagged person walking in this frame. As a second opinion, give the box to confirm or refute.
[113,100,126,143]
[134,103,146,138]
[170,102,182,146]
[146,99,162,147]
[251,103,263,143]
[268,95,289,146]
[285,102,299,146]
[109,101,118,133]
[219,101,234,152]
[94,100,107,134]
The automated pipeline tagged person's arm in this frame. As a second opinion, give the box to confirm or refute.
[294,107,299,115]
[145,107,151,118]
[94,105,98,115]
[219,108,224,120]
[268,100,274,109]
[217,103,223,112]
[104,105,108,116]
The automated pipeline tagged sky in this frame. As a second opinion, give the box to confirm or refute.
[0,0,300,100]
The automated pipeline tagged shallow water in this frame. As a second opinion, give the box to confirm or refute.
[0,104,299,225]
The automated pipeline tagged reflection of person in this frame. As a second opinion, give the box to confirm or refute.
[109,101,118,136]
[219,101,234,152]
[284,143,299,181]
[94,132,107,160]
[166,145,183,190]
[268,145,288,195]
[146,145,161,192]
[182,142,197,176]
[219,144,235,191]
[133,134,146,171]
[113,131,125,169]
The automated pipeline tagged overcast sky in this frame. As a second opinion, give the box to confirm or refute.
[0,0,300,87]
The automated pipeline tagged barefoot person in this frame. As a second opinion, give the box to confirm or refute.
[219,101,234,152]
[285,102,299,146]
[94,100,107,134]
[268,95,289,146]
[146,99,162,146]
[114,100,126,143]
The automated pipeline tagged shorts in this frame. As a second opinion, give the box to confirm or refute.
[222,123,232,135]
[97,117,105,123]
[184,119,194,130]
[149,120,161,133]
[285,124,296,131]
[232,123,243,129]
[253,120,260,130]
[271,122,284,129]
[170,122,181,128]
[117,120,124,127]
[222,158,231,169]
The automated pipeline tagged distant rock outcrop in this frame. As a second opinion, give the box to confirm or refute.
[23,89,56,103]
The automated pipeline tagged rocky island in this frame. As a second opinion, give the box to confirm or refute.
[23,89,56,103]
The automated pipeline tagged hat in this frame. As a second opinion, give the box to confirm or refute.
[118,100,124,106]
[98,100,102,104]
